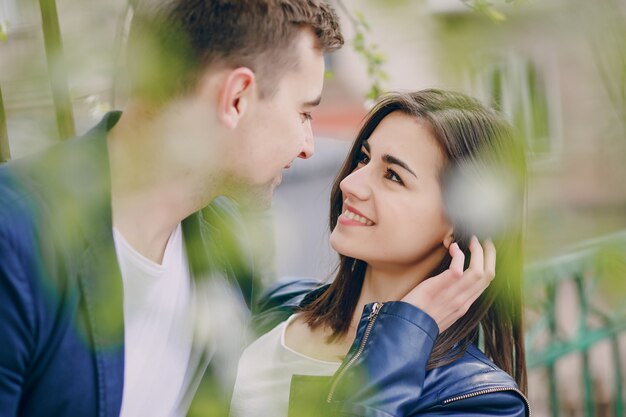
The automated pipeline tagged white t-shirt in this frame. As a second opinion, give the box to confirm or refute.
[230,314,341,417]
[114,223,194,417]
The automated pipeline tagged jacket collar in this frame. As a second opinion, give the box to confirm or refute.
[67,111,125,417]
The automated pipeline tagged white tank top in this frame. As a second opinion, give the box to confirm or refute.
[230,314,341,417]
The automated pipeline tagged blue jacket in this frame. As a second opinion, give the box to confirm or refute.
[251,278,531,417]
[0,112,255,417]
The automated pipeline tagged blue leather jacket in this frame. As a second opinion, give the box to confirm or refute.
[251,278,530,417]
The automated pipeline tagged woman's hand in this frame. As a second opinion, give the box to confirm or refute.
[400,236,496,333]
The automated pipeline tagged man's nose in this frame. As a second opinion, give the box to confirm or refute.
[298,121,314,159]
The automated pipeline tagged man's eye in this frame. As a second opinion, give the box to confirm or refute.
[300,112,313,123]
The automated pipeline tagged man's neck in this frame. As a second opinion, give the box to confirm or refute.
[111,184,193,264]
[107,105,219,263]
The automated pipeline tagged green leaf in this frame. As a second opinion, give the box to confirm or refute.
[372,53,385,65]
[354,10,371,31]
[0,21,8,42]
[486,7,507,22]
[353,32,365,50]
[366,85,382,100]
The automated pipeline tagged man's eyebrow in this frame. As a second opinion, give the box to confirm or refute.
[383,154,418,178]
[303,95,322,107]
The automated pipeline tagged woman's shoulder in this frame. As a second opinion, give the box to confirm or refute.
[423,345,529,415]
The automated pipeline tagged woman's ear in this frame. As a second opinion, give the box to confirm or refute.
[443,228,455,249]
[216,67,256,130]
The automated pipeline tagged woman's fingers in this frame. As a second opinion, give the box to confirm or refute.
[401,238,497,333]
[483,239,496,281]
[467,236,484,280]
[448,242,464,278]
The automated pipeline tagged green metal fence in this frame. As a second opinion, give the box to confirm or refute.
[525,231,626,417]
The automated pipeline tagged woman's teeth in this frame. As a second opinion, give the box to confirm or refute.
[343,209,373,226]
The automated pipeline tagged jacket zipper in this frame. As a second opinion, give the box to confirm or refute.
[326,301,384,403]
[443,387,532,416]
[324,304,531,416]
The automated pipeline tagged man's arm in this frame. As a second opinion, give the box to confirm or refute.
[0,201,37,415]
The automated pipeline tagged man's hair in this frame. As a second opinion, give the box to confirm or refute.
[127,0,343,101]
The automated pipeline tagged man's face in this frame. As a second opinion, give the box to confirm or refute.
[225,29,325,208]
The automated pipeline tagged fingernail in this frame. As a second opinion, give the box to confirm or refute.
[471,235,478,244]
[451,242,459,250]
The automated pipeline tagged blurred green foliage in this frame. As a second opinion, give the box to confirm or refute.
[462,0,527,22]
[336,0,389,100]
[0,21,8,42]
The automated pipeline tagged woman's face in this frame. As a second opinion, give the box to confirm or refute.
[330,111,454,268]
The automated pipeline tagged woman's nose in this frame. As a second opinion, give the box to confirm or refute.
[339,166,371,201]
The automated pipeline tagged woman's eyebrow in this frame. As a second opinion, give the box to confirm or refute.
[362,140,417,178]
[382,154,418,178]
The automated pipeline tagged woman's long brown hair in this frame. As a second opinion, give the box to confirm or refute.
[300,89,528,394]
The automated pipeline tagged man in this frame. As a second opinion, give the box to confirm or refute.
[0,1,343,416]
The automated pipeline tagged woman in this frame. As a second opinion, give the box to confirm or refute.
[230,89,530,417]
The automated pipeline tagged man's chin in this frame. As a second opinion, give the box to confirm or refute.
[230,184,275,210]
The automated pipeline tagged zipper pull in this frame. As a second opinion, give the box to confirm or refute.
[368,302,383,320]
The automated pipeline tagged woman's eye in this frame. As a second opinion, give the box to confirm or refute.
[385,168,404,185]
[356,152,370,166]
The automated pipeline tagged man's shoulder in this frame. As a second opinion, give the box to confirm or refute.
[0,133,99,195]
[0,131,110,265]
[0,163,42,241]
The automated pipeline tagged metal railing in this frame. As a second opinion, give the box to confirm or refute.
[525,230,626,417]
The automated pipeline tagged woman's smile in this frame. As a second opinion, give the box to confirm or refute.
[338,204,375,226]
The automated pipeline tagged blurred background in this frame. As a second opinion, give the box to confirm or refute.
[1,0,626,415]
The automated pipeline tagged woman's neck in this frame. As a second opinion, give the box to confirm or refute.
[350,251,446,331]
[359,265,427,304]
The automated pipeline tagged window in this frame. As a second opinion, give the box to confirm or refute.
[470,54,561,160]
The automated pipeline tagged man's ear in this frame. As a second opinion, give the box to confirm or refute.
[217,67,256,130]
[443,227,455,249]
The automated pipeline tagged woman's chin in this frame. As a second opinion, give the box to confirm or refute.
[329,232,348,255]
[330,236,362,262]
